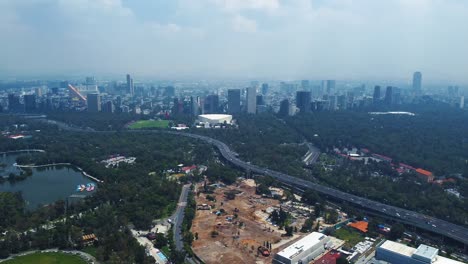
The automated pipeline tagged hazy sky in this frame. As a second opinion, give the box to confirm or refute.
[1,0,468,82]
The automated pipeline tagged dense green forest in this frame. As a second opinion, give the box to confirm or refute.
[24,110,467,227]
[47,112,137,131]
[286,107,468,177]
[0,115,215,263]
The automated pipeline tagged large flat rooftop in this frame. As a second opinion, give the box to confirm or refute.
[379,240,416,257]
[276,232,327,260]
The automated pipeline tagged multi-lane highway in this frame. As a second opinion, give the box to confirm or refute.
[172,184,191,252]
[167,131,468,246]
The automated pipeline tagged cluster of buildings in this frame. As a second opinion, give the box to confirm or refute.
[100,155,136,168]
[1,72,465,119]
[335,147,459,185]
[271,230,465,264]
[375,240,464,264]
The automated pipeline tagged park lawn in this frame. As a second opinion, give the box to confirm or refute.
[128,120,171,129]
[82,247,97,258]
[3,252,87,264]
[334,227,365,247]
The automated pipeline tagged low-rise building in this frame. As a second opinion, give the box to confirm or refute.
[273,232,332,264]
[376,240,464,264]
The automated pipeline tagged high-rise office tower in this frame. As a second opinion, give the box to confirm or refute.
[35,87,42,97]
[228,89,241,114]
[126,74,134,96]
[322,80,336,95]
[256,95,264,105]
[87,93,101,112]
[102,101,115,113]
[412,72,422,94]
[246,87,257,114]
[86,76,96,86]
[338,95,347,110]
[278,99,290,117]
[190,96,201,116]
[329,95,338,111]
[460,96,465,109]
[373,86,381,104]
[301,80,310,90]
[296,91,311,113]
[384,86,393,106]
[8,94,21,112]
[261,83,269,95]
[172,98,183,114]
[164,86,175,97]
[204,94,219,114]
[24,94,37,113]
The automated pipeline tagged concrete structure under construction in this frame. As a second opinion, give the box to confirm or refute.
[197,114,232,126]
[273,232,332,264]
[376,240,464,264]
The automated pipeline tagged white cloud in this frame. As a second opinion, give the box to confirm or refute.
[1,0,468,82]
[212,0,280,11]
[150,23,182,34]
[232,15,257,33]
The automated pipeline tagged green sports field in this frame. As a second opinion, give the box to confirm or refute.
[128,120,171,129]
[3,252,87,264]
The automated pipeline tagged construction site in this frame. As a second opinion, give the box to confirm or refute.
[191,179,309,264]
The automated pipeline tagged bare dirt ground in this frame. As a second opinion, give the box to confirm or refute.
[191,179,306,264]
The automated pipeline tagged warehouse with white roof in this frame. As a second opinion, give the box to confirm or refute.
[273,232,332,264]
[197,114,232,127]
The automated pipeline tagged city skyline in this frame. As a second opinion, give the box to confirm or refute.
[1,0,468,83]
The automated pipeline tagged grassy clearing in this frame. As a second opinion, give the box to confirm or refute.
[128,120,171,129]
[3,252,87,264]
[81,247,97,258]
[334,227,365,247]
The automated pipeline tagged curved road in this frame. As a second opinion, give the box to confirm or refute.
[36,119,468,245]
[166,131,468,246]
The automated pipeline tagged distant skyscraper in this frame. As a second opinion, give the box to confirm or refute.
[190,96,201,116]
[204,94,219,114]
[384,86,393,106]
[173,98,183,114]
[86,76,96,86]
[163,86,175,97]
[322,80,336,95]
[126,74,134,96]
[35,87,42,97]
[24,94,36,113]
[329,95,338,111]
[256,95,264,105]
[373,86,381,104]
[87,93,101,112]
[246,87,257,114]
[59,81,69,89]
[460,96,465,109]
[102,101,115,113]
[301,80,310,90]
[261,83,269,95]
[8,94,21,112]
[278,99,290,117]
[227,89,241,114]
[412,72,422,94]
[296,91,311,113]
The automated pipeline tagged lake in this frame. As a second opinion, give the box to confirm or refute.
[0,153,97,209]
